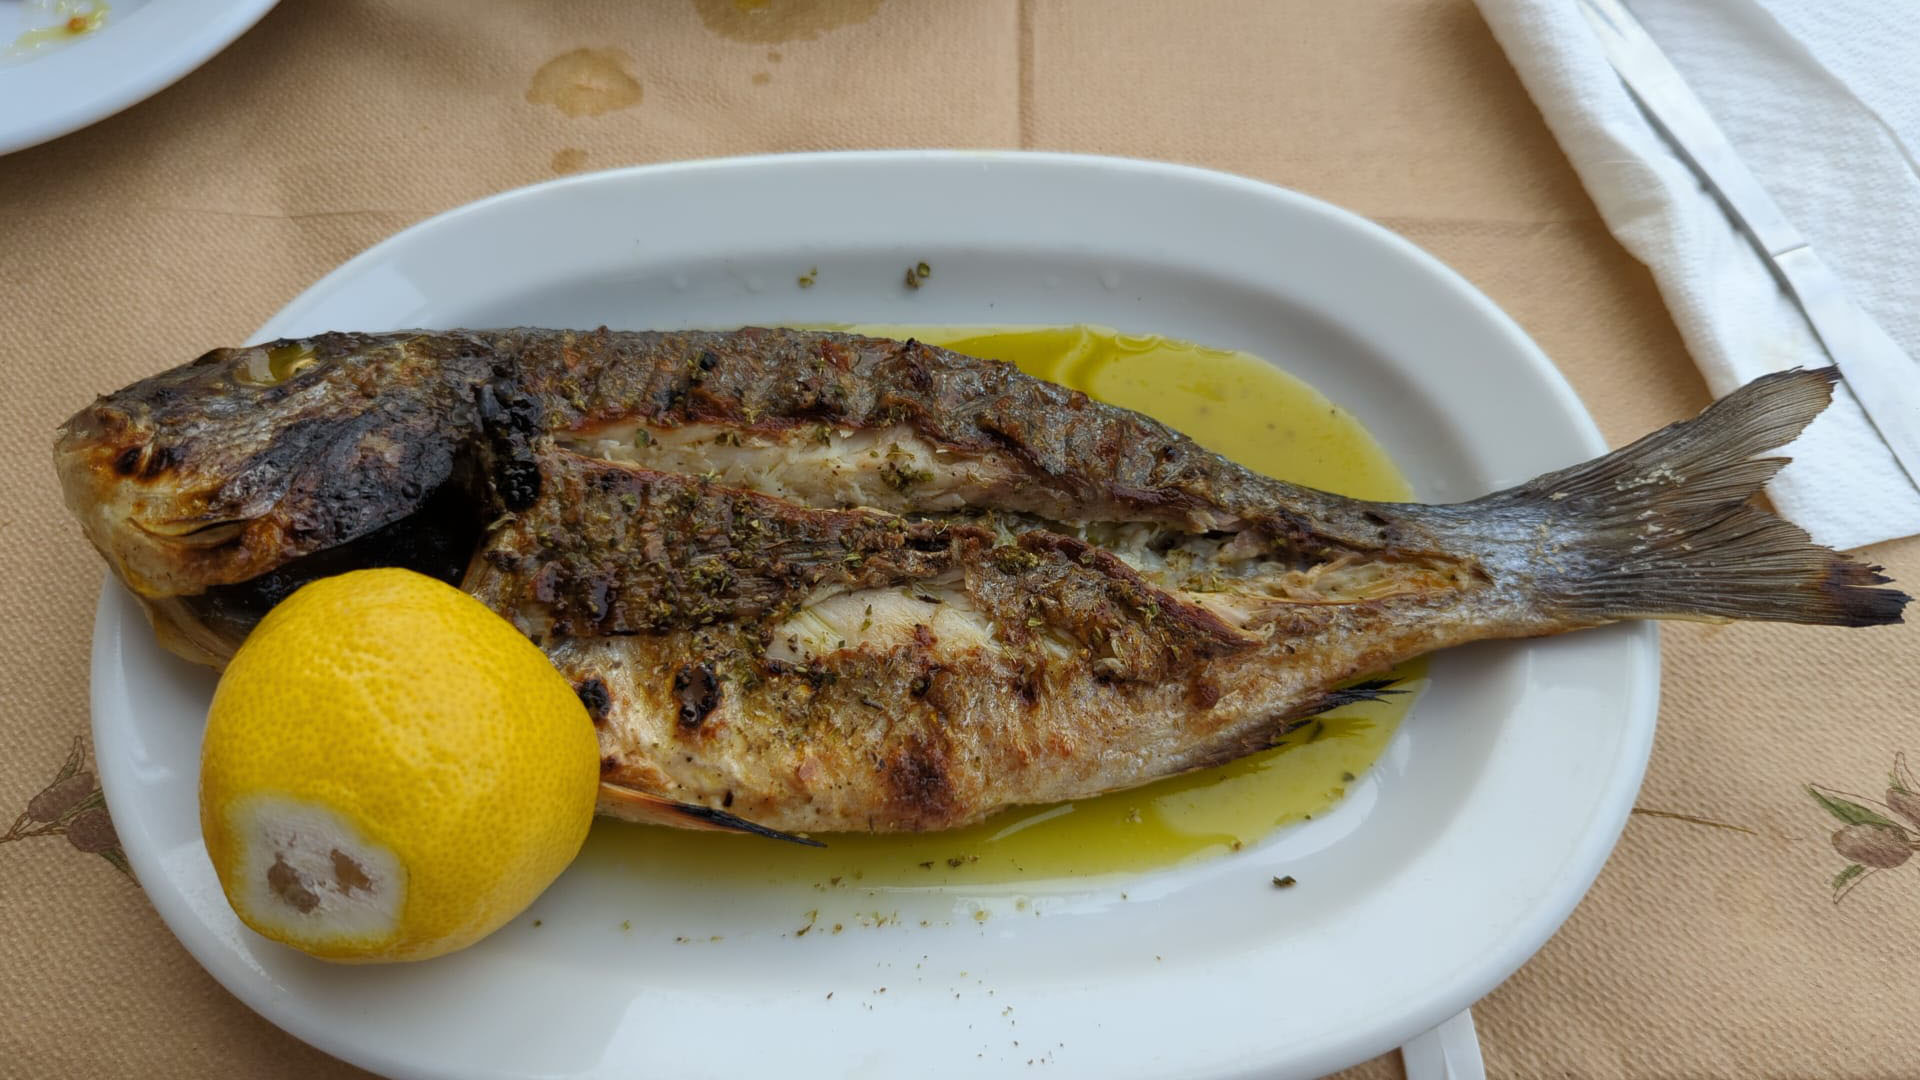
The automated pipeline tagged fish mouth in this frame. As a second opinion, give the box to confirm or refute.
[131,516,250,548]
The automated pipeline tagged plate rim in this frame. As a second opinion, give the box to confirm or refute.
[93,149,1659,1080]
[0,0,281,157]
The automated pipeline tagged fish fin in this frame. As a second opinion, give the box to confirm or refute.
[1179,678,1406,773]
[1294,677,1405,717]
[596,782,825,847]
[1448,368,1906,627]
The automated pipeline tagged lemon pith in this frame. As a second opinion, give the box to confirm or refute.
[199,568,600,963]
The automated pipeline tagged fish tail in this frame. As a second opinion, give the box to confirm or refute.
[1443,368,1907,627]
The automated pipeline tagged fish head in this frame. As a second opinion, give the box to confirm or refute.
[54,332,483,611]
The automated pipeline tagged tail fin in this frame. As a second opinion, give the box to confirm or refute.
[1444,369,1906,627]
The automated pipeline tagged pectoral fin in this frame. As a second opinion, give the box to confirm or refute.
[596,782,826,847]
[1294,677,1405,716]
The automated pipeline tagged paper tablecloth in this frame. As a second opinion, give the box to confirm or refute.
[3,2,1915,1076]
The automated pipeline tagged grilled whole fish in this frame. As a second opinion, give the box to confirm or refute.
[55,329,1907,838]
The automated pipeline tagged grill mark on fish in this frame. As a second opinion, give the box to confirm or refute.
[53,330,1908,834]
[528,329,1354,542]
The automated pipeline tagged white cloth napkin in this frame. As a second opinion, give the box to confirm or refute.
[1473,0,1920,551]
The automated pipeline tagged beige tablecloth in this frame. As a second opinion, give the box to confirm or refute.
[4,2,1916,1076]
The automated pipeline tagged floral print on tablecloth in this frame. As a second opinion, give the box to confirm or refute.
[1810,751,1919,902]
[5,735,129,877]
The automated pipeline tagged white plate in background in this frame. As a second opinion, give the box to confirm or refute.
[92,152,1657,1080]
[0,0,277,156]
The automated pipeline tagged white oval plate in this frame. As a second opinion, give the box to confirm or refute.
[0,0,277,156]
[93,152,1657,1080]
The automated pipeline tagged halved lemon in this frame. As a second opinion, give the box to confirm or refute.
[199,569,600,963]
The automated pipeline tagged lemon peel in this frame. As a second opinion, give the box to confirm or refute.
[199,569,599,963]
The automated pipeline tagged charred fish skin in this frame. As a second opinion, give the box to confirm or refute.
[54,329,1907,834]
[54,333,491,593]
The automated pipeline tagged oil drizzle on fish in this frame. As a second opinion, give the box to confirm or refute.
[581,325,1421,886]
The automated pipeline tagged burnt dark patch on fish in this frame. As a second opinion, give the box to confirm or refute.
[883,735,958,828]
[574,676,612,725]
[1820,560,1908,628]
[1016,669,1043,708]
[476,370,544,513]
[673,664,721,731]
[182,481,482,643]
[1189,675,1222,710]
